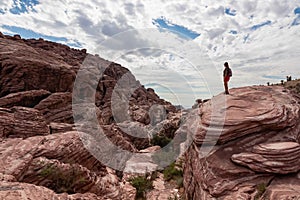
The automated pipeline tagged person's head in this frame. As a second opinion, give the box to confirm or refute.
[224,62,229,68]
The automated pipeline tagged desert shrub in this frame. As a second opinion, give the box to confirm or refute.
[254,183,267,200]
[39,164,85,194]
[129,175,153,200]
[163,162,183,188]
[151,134,172,147]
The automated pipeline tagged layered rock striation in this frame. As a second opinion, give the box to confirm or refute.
[0,33,179,199]
[184,86,300,200]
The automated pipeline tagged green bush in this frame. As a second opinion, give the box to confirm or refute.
[151,134,172,148]
[163,162,183,188]
[129,176,153,199]
[254,183,267,200]
[39,164,85,194]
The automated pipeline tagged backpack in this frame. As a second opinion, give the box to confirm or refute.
[228,68,232,77]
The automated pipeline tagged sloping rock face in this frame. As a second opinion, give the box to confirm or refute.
[184,86,300,200]
[0,33,179,199]
[232,142,300,174]
[0,34,175,125]
[0,106,49,138]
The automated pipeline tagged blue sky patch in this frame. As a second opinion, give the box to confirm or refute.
[152,17,200,40]
[225,8,236,16]
[294,7,300,14]
[2,25,68,43]
[243,34,250,43]
[67,40,82,48]
[251,20,272,30]
[229,30,237,34]
[292,15,300,26]
[10,0,39,15]
[263,75,285,80]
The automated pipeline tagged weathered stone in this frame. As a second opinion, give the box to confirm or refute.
[34,92,73,123]
[0,38,76,97]
[0,33,180,199]
[261,172,300,200]
[120,181,136,200]
[146,173,181,200]
[232,142,300,174]
[13,34,21,40]
[0,106,49,138]
[0,90,51,108]
[0,173,16,182]
[124,153,158,175]
[184,86,300,199]
[0,181,107,200]
[49,122,75,134]
[0,131,124,198]
[21,157,120,198]
[194,86,300,145]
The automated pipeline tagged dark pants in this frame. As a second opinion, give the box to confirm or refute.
[224,76,230,94]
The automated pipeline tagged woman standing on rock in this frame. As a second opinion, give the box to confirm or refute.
[223,62,232,95]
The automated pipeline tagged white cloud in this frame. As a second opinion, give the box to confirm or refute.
[0,0,299,107]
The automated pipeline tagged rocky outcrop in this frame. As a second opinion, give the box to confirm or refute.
[261,172,300,200]
[0,34,176,126]
[0,38,76,96]
[0,33,182,199]
[184,86,300,200]
[0,106,49,138]
[232,142,300,174]
[194,86,300,144]
[34,92,73,123]
[0,89,51,108]
[0,181,106,200]
[0,131,124,198]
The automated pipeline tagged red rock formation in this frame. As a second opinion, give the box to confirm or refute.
[232,142,300,174]
[0,106,49,138]
[0,90,51,108]
[0,32,179,199]
[184,86,300,199]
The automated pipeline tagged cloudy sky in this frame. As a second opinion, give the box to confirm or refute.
[0,0,300,107]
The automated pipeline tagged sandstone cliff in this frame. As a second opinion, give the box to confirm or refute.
[184,86,300,200]
[0,33,179,199]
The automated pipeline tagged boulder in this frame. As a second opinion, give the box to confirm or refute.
[0,38,76,97]
[0,106,49,138]
[0,131,123,198]
[231,142,300,174]
[194,86,300,145]
[13,34,21,40]
[0,90,51,108]
[0,181,106,200]
[261,172,300,200]
[34,92,73,123]
[21,157,120,198]
[184,86,300,199]
[49,122,75,134]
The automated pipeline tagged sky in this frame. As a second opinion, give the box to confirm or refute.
[0,0,300,107]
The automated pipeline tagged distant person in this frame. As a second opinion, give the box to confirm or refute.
[223,62,232,95]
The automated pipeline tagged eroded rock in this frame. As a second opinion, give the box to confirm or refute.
[184,86,300,199]
[232,142,300,174]
[0,106,49,138]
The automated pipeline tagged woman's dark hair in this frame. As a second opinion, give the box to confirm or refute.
[224,62,229,67]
